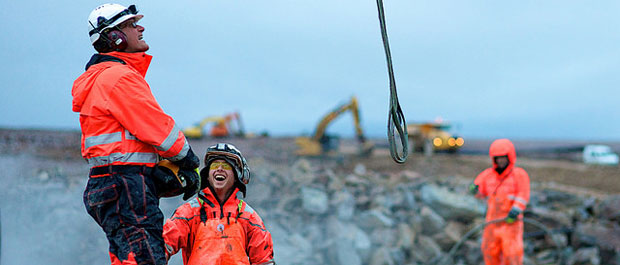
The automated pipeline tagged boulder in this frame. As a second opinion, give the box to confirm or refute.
[332,190,356,221]
[573,221,620,251]
[419,184,485,221]
[567,247,601,265]
[300,186,328,214]
[358,209,395,229]
[594,195,620,221]
[420,206,446,235]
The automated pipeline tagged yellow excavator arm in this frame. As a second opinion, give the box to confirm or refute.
[296,96,373,156]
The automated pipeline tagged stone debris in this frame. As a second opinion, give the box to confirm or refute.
[244,157,620,265]
[1,131,618,265]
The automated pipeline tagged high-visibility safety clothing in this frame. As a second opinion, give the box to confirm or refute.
[73,51,194,265]
[473,139,530,265]
[163,187,275,265]
[72,51,191,169]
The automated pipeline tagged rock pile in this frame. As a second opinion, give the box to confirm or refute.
[244,157,620,265]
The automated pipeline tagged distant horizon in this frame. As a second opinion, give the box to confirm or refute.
[1,125,618,143]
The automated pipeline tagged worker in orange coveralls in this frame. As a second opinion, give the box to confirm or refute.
[469,138,530,265]
[163,143,275,265]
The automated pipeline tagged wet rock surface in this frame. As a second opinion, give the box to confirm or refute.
[0,130,619,264]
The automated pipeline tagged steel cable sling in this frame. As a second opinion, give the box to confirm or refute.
[375,0,409,164]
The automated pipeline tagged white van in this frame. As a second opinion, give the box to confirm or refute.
[583,145,619,165]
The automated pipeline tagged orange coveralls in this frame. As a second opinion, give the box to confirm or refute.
[473,139,530,265]
[163,187,275,265]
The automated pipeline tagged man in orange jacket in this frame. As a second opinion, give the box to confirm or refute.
[163,143,275,265]
[72,4,200,265]
[469,139,530,265]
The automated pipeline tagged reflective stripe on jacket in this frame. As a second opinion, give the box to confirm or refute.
[163,188,274,265]
[474,138,530,221]
[72,52,190,167]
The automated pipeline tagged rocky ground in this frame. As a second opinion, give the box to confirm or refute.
[0,129,619,264]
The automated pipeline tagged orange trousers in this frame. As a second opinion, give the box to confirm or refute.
[481,221,524,265]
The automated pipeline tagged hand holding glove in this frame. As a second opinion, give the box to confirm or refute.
[505,208,522,224]
[468,183,479,195]
[178,168,201,200]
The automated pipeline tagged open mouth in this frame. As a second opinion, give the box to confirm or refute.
[214,174,226,181]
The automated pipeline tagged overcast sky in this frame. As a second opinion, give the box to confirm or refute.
[0,0,618,141]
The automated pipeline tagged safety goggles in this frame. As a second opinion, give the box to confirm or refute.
[108,5,138,25]
[209,161,232,170]
[119,19,138,29]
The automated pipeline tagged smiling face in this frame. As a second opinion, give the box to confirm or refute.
[208,159,236,194]
[119,18,149,52]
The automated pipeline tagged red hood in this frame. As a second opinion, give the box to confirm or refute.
[71,52,152,112]
[489,138,516,177]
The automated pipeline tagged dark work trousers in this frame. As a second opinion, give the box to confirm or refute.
[83,166,166,265]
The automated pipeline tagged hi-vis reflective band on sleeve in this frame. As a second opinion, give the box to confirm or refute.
[508,195,527,206]
[84,132,122,149]
[87,152,159,166]
[169,141,190,161]
[156,126,181,152]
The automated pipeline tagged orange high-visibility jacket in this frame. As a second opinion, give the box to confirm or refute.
[163,188,275,265]
[474,139,530,222]
[72,52,190,168]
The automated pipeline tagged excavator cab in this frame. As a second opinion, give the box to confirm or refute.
[295,96,374,156]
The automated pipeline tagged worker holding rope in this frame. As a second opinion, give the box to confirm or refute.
[469,139,530,265]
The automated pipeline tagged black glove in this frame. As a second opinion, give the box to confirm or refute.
[151,166,185,198]
[179,168,200,200]
[468,183,479,195]
[172,147,200,170]
[505,208,521,224]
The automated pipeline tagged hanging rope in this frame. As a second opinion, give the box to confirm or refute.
[429,217,565,265]
[375,0,409,164]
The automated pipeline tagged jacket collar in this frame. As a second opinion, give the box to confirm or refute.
[198,187,241,208]
[98,51,152,77]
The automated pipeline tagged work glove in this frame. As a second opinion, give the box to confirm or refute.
[179,167,201,200]
[151,165,185,198]
[468,183,479,195]
[505,208,521,224]
[172,147,200,170]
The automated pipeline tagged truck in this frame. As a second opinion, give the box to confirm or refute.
[407,121,464,154]
[583,144,619,165]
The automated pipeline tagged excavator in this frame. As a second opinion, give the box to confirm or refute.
[295,96,374,156]
[183,112,245,139]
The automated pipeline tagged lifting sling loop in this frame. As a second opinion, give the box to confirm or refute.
[375,0,409,164]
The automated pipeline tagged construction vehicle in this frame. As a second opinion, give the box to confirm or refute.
[295,96,374,156]
[407,120,464,153]
[183,112,245,139]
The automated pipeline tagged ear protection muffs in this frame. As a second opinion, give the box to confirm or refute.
[92,28,128,53]
[105,29,128,51]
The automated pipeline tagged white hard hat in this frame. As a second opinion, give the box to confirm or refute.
[88,3,143,44]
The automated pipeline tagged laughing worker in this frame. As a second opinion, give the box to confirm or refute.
[72,4,200,265]
[163,143,275,265]
[469,139,530,265]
